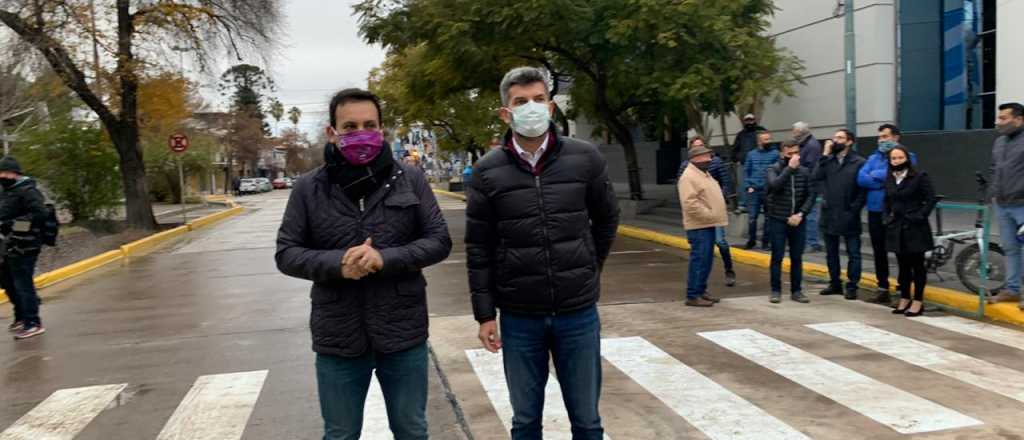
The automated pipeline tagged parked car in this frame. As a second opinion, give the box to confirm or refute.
[239,178,259,195]
[272,178,287,190]
[284,177,294,189]
[257,178,272,192]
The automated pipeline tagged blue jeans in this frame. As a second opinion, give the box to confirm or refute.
[745,189,767,246]
[686,228,716,299]
[316,343,429,440]
[768,217,807,293]
[501,306,604,440]
[824,233,862,292]
[998,204,1024,294]
[806,205,821,247]
[715,226,734,272]
[1,251,41,326]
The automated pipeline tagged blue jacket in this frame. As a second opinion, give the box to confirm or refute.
[678,155,733,197]
[857,149,917,212]
[744,147,779,191]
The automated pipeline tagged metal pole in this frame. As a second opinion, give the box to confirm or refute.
[178,157,186,224]
[979,205,990,319]
[844,0,858,130]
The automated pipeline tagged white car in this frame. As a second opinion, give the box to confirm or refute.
[239,178,259,194]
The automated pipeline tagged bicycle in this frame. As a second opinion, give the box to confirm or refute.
[928,172,1006,294]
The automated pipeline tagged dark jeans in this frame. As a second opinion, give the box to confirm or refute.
[867,211,890,289]
[745,189,767,246]
[896,252,927,301]
[501,305,604,440]
[824,233,862,293]
[316,343,428,440]
[768,217,806,294]
[715,227,733,272]
[686,228,716,299]
[1,251,41,326]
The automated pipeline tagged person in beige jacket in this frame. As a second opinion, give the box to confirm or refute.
[678,146,728,307]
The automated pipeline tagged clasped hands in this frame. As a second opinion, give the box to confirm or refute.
[341,238,384,280]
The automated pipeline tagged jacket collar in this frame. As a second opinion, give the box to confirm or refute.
[502,123,562,174]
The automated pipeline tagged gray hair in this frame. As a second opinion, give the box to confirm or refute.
[792,121,811,133]
[499,66,551,106]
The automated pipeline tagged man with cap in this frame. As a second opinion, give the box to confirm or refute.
[0,156,51,339]
[731,113,766,211]
[679,144,729,307]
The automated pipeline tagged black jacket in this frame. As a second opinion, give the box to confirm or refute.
[275,161,452,357]
[885,170,937,254]
[731,124,766,164]
[465,129,620,323]
[764,160,817,221]
[0,177,49,254]
[812,151,867,236]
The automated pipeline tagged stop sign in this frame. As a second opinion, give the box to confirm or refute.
[169,133,189,153]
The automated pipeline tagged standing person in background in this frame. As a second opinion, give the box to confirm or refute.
[679,145,729,307]
[987,102,1024,309]
[731,114,766,212]
[764,140,817,305]
[678,137,737,287]
[885,146,937,317]
[743,131,778,250]
[792,121,823,253]
[857,124,915,304]
[814,129,867,300]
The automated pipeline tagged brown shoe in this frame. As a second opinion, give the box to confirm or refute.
[987,292,1020,304]
[686,297,715,307]
[701,294,721,303]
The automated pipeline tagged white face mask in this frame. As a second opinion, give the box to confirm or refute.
[508,101,551,138]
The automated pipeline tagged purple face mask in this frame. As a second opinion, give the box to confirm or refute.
[334,129,384,165]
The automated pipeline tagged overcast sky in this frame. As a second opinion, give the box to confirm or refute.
[199,1,386,138]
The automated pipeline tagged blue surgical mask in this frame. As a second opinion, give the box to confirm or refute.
[508,101,551,138]
[878,140,897,153]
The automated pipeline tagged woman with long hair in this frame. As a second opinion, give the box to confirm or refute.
[884,145,938,316]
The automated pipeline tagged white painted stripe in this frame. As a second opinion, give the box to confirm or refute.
[700,329,982,434]
[0,384,126,440]
[361,378,390,439]
[156,370,268,440]
[916,316,1024,352]
[465,349,611,439]
[601,337,810,440]
[809,322,1024,404]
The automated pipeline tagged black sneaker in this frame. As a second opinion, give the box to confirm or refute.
[770,292,782,303]
[725,270,737,287]
[8,321,24,333]
[760,243,771,251]
[742,242,756,250]
[871,289,892,305]
[820,286,843,296]
[791,292,810,303]
[14,324,45,340]
[844,290,858,300]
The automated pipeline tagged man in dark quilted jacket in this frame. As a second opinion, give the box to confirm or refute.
[465,66,619,440]
[275,89,451,440]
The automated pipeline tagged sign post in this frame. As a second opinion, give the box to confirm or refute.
[169,134,190,224]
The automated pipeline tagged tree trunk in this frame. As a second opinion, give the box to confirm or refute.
[111,127,158,229]
[718,87,731,149]
[594,75,643,200]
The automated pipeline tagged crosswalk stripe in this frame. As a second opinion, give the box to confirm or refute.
[465,349,611,439]
[700,329,982,434]
[0,383,126,440]
[361,378,390,439]
[809,322,1024,404]
[156,370,267,440]
[915,316,1024,352]
[601,337,810,440]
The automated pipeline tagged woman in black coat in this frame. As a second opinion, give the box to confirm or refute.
[884,145,938,316]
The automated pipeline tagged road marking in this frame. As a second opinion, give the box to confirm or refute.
[915,315,1024,352]
[809,321,1024,404]
[156,370,267,440]
[601,337,810,440]
[465,349,612,439]
[0,383,126,440]
[361,378,390,439]
[699,329,982,434]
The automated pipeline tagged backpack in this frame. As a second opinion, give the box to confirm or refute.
[41,203,58,247]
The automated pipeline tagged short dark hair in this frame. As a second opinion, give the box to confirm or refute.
[780,139,799,149]
[328,88,382,128]
[836,128,856,143]
[886,145,918,176]
[878,123,901,136]
[999,102,1024,118]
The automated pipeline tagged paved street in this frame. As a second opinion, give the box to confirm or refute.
[3,190,1024,439]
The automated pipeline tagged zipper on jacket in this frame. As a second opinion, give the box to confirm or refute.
[534,175,557,314]
[359,197,365,213]
[790,174,796,215]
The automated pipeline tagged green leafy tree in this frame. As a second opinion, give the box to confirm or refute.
[287,106,302,127]
[269,98,285,132]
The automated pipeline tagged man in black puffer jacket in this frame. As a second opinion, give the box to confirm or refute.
[764,140,818,304]
[466,66,619,439]
[0,157,51,340]
[275,89,451,440]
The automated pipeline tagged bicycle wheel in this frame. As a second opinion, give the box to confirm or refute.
[956,242,1007,294]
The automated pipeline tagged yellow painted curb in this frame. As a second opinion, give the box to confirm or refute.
[618,223,1024,327]
[433,189,467,201]
[120,225,191,258]
[188,206,244,231]
[33,250,125,290]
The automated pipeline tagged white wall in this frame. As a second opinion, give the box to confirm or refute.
[997,0,1024,106]
[717,0,897,145]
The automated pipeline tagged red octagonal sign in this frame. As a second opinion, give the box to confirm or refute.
[169,133,189,153]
